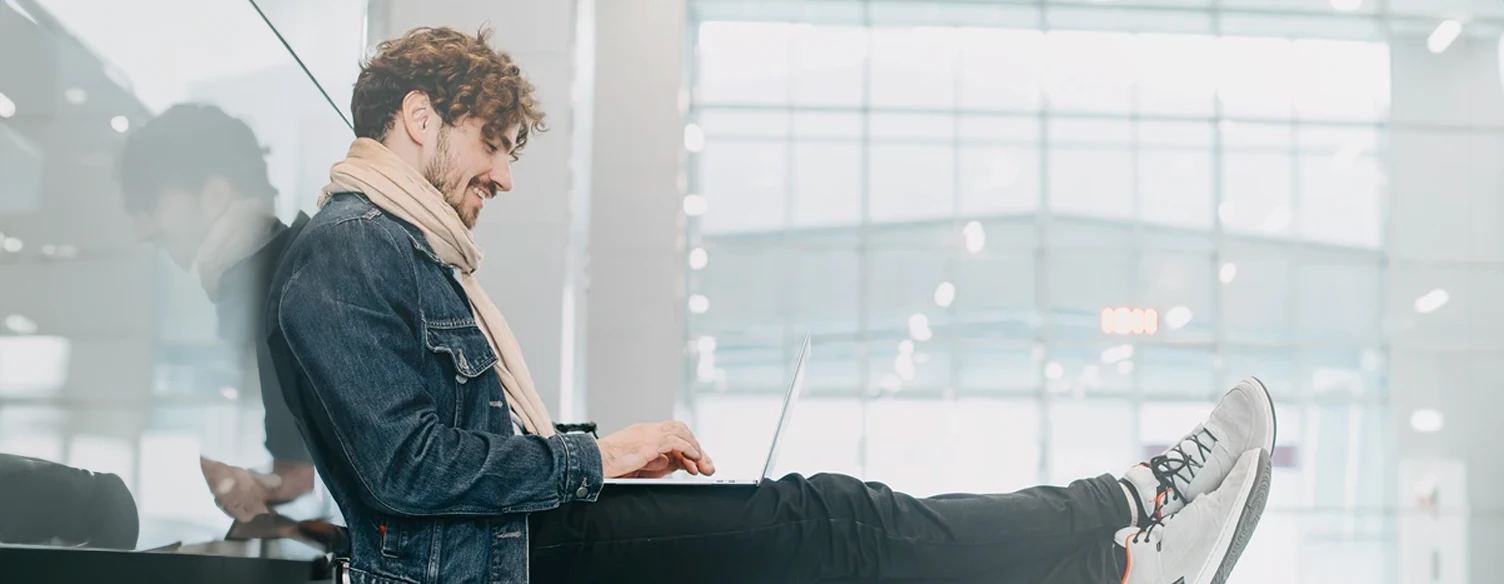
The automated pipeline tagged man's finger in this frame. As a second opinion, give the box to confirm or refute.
[674,452,698,476]
[660,436,700,460]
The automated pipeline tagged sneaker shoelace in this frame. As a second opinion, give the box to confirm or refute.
[1144,427,1219,521]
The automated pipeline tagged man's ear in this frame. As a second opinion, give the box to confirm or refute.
[400,90,436,146]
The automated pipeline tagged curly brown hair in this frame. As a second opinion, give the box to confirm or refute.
[352,26,544,159]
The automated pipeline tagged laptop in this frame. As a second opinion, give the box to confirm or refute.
[604,334,811,487]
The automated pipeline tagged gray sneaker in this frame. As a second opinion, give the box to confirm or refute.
[1118,448,1272,584]
[1123,377,1277,523]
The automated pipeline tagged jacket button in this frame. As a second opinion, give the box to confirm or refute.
[456,374,467,384]
[575,487,589,498]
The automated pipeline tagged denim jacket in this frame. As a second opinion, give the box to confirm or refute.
[265,192,603,584]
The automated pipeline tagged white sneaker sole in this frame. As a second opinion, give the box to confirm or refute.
[1195,448,1272,584]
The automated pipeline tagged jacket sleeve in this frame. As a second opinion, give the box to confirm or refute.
[273,217,602,517]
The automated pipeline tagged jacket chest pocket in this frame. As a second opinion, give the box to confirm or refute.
[424,321,500,427]
[425,321,498,379]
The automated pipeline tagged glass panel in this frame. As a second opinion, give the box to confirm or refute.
[1221,152,1295,237]
[1134,33,1218,116]
[1046,400,1134,484]
[1043,31,1136,114]
[1221,248,1295,345]
[697,139,789,233]
[792,25,866,107]
[957,28,1044,112]
[1,0,359,550]
[1139,252,1215,343]
[791,141,862,227]
[696,21,793,104]
[1139,149,1214,230]
[869,27,959,108]
[959,145,1041,216]
[1048,148,1134,219]
[868,144,956,222]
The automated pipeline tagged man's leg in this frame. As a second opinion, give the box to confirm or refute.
[529,472,1131,584]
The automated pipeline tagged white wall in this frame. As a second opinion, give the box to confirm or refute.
[370,0,691,432]
[369,0,587,420]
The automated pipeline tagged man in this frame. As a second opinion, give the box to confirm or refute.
[266,26,1276,584]
[117,104,316,521]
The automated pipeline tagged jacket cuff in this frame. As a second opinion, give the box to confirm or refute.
[554,432,604,503]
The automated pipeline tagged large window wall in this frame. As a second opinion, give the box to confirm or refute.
[681,0,1419,580]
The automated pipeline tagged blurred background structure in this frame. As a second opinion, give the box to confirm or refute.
[3,0,1503,581]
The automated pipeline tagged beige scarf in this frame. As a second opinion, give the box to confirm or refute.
[319,138,555,437]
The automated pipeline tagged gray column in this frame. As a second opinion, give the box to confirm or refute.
[1388,33,1504,584]
[583,0,688,433]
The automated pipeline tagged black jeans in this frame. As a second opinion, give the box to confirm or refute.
[530,472,1131,584]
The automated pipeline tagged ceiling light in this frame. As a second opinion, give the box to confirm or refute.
[1044,361,1064,380]
[683,194,708,216]
[683,123,706,153]
[697,336,717,353]
[688,247,709,270]
[1101,344,1134,365]
[908,313,933,342]
[1165,306,1193,330]
[110,116,130,133]
[1410,408,1444,433]
[1414,289,1450,314]
[894,353,916,382]
[934,282,956,308]
[3,237,22,253]
[64,88,87,105]
[0,91,14,118]
[1219,262,1238,284]
[688,294,710,314]
[4,314,38,335]
[220,387,240,400]
[1429,20,1463,54]
[962,221,986,254]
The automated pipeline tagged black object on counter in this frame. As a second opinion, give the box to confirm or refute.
[0,453,139,550]
[0,544,324,583]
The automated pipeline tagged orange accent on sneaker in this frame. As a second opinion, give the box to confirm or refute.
[1120,532,1135,584]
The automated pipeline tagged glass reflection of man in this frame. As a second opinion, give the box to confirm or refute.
[116,104,315,521]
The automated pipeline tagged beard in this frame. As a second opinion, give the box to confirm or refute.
[421,127,479,229]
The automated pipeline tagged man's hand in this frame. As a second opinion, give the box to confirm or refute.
[597,422,716,479]
[201,457,278,521]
